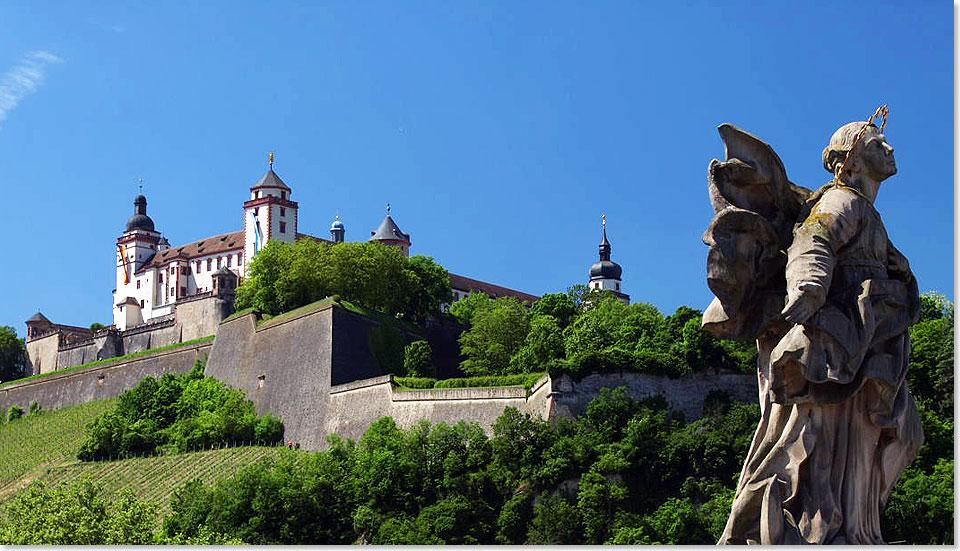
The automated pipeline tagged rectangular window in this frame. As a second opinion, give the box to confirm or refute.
[136,279,141,289]
[238,254,242,266]
[207,258,213,271]
[281,191,286,200]
[180,286,187,297]
[254,207,259,216]
[197,261,202,273]
[140,300,144,308]
[280,207,286,216]
[217,257,222,269]
[227,255,232,268]
[159,273,163,284]
[280,222,287,234]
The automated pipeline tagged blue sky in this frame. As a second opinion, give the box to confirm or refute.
[0,1,953,333]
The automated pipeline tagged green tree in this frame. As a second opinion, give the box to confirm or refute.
[509,315,564,373]
[530,293,577,328]
[0,479,158,545]
[89,322,107,332]
[0,326,28,383]
[403,340,435,378]
[459,297,531,375]
[449,291,493,325]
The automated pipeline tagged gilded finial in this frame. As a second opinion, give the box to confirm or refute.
[269,152,274,168]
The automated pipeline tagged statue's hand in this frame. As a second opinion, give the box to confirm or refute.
[781,282,826,325]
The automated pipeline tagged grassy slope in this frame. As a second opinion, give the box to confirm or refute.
[39,446,283,515]
[0,399,116,488]
[0,399,282,517]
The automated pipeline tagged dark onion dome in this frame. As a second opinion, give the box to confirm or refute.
[589,259,622,280]
[252,168,291,190]
[589,226,622,280]
[125,194,155,232]
[370,215,410,243]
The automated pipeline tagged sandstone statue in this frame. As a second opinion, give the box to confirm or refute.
[701,108,924,544]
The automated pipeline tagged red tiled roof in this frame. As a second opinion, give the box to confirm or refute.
[139,230,244,272]
[449,273,539,303]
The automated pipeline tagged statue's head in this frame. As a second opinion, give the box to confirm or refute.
[822,121,897,182]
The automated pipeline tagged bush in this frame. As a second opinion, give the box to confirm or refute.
[78,360,283,460]
[403,341,435,378]
[6,405,23,423]
[394,377,437,389]
[28,401,41,416]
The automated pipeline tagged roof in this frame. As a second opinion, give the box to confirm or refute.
[370,215,410,243]
[296,232,333,244]
[449,273,539,303]
[139,230,245,272]
[26,312,50,324]
[252,168,291,191]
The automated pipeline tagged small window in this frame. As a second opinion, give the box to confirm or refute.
[280,207,286,216]
[281,191,286,200]
[197,261,202,273]
[136,279,141,289]
[140,299,144,308]
[238,254,242,266]
[180,286,187,297]
[207,259,213,271]
[217,257,222,269]
[616,283,620,291]
[227,255,232,268]
[254,207,259,216]
[159,273,163,284]
[280,222,286,234]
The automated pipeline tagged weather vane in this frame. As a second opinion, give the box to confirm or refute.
[138,178,143,194]
[602,214,606,228]
[269,151,274,168]
[387,202,391,215]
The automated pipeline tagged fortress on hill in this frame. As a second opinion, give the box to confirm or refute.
[2,158,753,450]
[23,158,628,376]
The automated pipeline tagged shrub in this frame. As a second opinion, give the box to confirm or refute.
[403,341,435,378]
[6,405,23,423]
[394,377,438,389]
[28,401,41,416]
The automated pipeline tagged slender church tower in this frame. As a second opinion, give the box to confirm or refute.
[113,193,160,328]
[330,214,345,243]
[243,152,299,273]
[588,215,629,304]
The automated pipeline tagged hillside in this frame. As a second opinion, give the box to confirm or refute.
[0,398,283,515]
[38,446,283,515]
[0,399,116,492]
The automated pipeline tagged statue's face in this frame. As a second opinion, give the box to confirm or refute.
[857,127,897,181]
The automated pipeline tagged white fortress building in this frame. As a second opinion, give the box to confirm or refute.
[111,160,541,331]
[25,156,626,376]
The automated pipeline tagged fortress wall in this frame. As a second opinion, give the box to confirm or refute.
[205,305,335,450]
[0,340,212,414]
[324,375,554,447]
[26,333,60,375]
[329,307,384,386]
[122,323,181,355]
[550,371,758,420]
[56,342,98,370]
[177,296,230,342]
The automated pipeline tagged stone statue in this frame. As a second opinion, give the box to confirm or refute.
[701,110,924,544]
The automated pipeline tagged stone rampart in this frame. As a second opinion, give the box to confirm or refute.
[550,371,758,420]
[0,340,213,414]
[205,304,334,450]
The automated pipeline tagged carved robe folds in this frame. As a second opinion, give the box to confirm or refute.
[719,185,924,544]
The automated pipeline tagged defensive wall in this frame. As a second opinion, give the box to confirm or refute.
[0,339,213,414]
[7,298,759,451]
[25,294,231,375]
